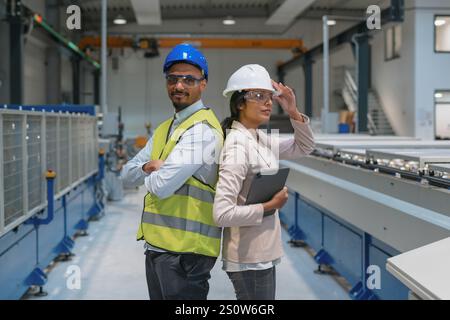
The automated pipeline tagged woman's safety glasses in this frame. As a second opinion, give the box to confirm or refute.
[244,91,276,104]
[166,74,205,87]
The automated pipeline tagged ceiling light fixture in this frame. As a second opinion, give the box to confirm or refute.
[327,20,337,26]
[114,15,127,25]
[223,16,236,25]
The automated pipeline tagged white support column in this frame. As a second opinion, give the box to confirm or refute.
[101,0,108,116]
[322,15,330,134]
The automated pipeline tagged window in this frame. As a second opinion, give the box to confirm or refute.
[435,16,450,53]
[435,91,450,140]
[385,25,401,61]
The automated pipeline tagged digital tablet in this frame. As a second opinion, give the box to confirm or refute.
[245,167,290,216]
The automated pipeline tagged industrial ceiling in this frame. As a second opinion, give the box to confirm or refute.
[76,0,390,34]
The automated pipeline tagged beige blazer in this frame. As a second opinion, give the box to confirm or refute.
[213,117,315,264]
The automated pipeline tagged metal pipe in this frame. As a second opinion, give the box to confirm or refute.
[30,171,56,225]
[101,0,108,115]
[322,15,329,133]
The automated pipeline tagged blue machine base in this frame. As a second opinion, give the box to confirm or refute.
[288,226,305,241]
[75,219,89,231]
[350,282,378,300]
[55,236,75,256]
[0,178,103,299]
[281,191,410,300]
[314,249,333,265]
[25,268,47,287]
[87,200,105,220]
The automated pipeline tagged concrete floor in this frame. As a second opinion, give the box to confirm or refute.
[24,186,349,300]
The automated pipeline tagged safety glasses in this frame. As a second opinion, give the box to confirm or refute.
[166,74,205,87]
[244,91,275,104]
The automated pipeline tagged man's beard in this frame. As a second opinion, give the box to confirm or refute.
[171,101,190,112]
[170,91,191,111]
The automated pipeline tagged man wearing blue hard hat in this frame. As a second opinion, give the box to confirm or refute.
[122,43,224,299]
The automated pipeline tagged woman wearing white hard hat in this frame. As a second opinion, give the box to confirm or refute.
[213,64,315,300]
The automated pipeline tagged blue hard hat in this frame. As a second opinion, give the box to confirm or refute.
[163,43,208,80]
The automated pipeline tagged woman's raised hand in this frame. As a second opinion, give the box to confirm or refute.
[271,80,303,122]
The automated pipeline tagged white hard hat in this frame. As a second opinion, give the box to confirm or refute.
[223,64,275,97]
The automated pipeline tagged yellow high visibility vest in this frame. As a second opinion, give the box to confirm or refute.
[137,108,224,257]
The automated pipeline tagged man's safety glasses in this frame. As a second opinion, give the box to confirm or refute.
[166,74,205,87]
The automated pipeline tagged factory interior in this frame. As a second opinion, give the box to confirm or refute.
[1,0,450,303]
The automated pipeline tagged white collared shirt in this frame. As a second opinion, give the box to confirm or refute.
[121,100,220,195]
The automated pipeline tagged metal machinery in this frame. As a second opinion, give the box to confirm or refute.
[0,105,105,299]
[279,135,450,300]
[99,108,126,201]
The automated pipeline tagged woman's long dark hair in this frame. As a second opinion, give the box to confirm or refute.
[221,90,246,137]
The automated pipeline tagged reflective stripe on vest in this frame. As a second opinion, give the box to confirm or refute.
[142,211,222,239]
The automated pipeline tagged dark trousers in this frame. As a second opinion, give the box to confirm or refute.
[227,267,276,300]
[145,250,216,300]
